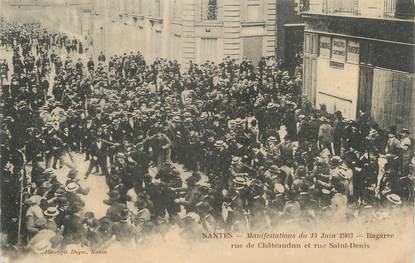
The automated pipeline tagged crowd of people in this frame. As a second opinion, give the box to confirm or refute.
[0,20,414,254]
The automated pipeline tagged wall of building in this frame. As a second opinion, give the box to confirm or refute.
[1,5,43,24]
[315,58,359,119]
[1,0,277,68]
[302,13,415,131]
[86,0,276,68]
[303,32,360,120]
[371,68,415,133]
[307,0,415,20]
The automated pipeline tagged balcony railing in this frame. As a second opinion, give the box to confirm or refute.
[323,0,358,14]
[302,0,415,20]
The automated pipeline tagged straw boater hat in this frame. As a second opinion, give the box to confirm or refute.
[385,194,402,205]
[214,140,225,148]
[268,136,278,142]
[233,176,246,185]
[231,156,242,164]
[367,128,379,140]
[184,212,200,223]
[65,182,79,193]
[44,206,60,217]
[268,165,280,175]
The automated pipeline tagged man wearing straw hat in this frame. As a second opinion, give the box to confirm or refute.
[25,195,45,239]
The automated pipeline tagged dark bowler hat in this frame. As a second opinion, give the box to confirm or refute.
[54,188,65,197]
[70,201,84,213]
[388,126,397,136]
[401,128,410,134]
[107,190,121,201]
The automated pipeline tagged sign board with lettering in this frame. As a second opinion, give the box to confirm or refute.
[331,38,346,63]
[347,40,360,64]
[319,36,331,59]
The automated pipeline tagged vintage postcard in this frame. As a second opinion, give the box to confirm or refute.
[0,0,414,262]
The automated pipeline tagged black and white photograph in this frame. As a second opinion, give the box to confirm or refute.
[0,0,414,262]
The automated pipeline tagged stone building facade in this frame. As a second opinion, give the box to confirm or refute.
[89,0,277,67]
[301,0,415,132]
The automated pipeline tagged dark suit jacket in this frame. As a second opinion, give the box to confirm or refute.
[63,213,86,245]
[89,139,109,158]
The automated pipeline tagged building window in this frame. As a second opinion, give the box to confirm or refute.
[202,0,218,21]
[295,0,310,13]
[207,0,218,20]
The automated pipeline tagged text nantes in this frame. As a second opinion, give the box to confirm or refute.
[202,233,233,239]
